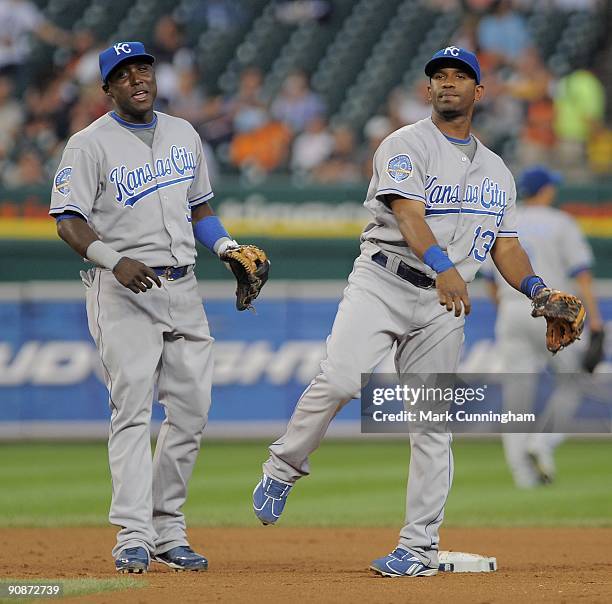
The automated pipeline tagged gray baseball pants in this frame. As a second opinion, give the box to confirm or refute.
[263,243,464,567]
[83,268,213,559]
[497,301,581,487]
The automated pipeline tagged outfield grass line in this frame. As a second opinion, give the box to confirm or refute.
[1,440,611,529]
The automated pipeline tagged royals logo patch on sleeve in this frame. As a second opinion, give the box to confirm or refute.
[387,154,413,182]
[54,167,72,196]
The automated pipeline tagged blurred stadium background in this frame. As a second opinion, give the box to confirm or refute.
[0,0,609,473]
[1,0,611,439]
[0,5,611,601]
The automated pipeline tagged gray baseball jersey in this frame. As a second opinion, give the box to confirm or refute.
[49,111,213,266]
[50,111,215,560]
[362,117,518,281]
[262,117,519,568]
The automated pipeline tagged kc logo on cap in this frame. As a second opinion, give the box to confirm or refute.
[113,43,132,55]
[99,41,155,82]
[424,46,481,84]
[442,46,461,57]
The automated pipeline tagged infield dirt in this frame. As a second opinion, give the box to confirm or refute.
[2,527,611,603]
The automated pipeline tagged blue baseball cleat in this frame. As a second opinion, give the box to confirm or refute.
[115,546,150,574]
[252,474,293,525]
[370,548,438,577]
[155,546,208,571]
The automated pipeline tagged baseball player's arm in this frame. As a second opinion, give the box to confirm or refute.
[490,237,536,291]
[390,197,471,316]
[192,202,215,222]
[192,202,241,256]
[56,215,161,293]
[574,270,603,331]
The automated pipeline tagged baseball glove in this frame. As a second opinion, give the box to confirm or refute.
[220,244,270,311]
[582,329,605,373]
[531,288,586,354]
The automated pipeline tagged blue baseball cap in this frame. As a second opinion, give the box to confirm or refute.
[424,46,481,84]
[99,41,155,83]
[519,166,562,197]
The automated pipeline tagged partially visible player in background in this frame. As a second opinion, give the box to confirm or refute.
[483,166,604,488]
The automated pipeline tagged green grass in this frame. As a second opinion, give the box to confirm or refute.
[0,578,145,603]
[0,440,611,527]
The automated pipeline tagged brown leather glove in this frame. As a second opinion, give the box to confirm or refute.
[220,245,270,311]
[531,288,586,354]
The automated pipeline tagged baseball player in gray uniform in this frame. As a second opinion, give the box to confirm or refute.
[482,166,602,488]
[49,42,243,573]
[253,47,579,576]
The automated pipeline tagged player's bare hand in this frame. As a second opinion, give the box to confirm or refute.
[436,268,471,317]
[112,257,162,293]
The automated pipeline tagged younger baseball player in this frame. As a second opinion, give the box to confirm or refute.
[252,47,584,577]
[49,42,261,573]
[483,166,602,487]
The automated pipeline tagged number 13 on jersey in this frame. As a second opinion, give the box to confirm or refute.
[468,225,495,262]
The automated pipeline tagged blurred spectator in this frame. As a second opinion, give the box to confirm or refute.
[229,67,269,134]
[477,0,532,64]
[505,48,556,167]
[587,128,612,175]
[24,73,78,142]
[0,0,71,76]
[360,115,393,180]
[516,98,557,169]
[290,116,334,175]
[387,83,431,131]
[205,0,246,30]
[506,48,553,103]
[0,75,23,158]
[271,70,325,133]
[149,15,195,107]
[202,66,269,146]
[175,0,248,33]
[230,120,292,174]
[67,83,111,136]
[401,81,431,125]
[16,116,59,160]
[453,14,479,51]
[69,30,105,87]
[472,65,523,152]
[168,66,208,128]
[553,68,605,177]
[274,0,332,24]
[312,124,361,184]
[3,149,46,187]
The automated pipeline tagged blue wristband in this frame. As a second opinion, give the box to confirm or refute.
[193,215,231,253]
[423,245,454,274]
[520,275,547,299]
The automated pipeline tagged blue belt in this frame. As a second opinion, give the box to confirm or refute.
[152,265,191,280]
[371,252,435,289]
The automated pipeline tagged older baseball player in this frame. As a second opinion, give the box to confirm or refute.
[483,166,603,488]
[49,42,244,573]
[252,47,583,576]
